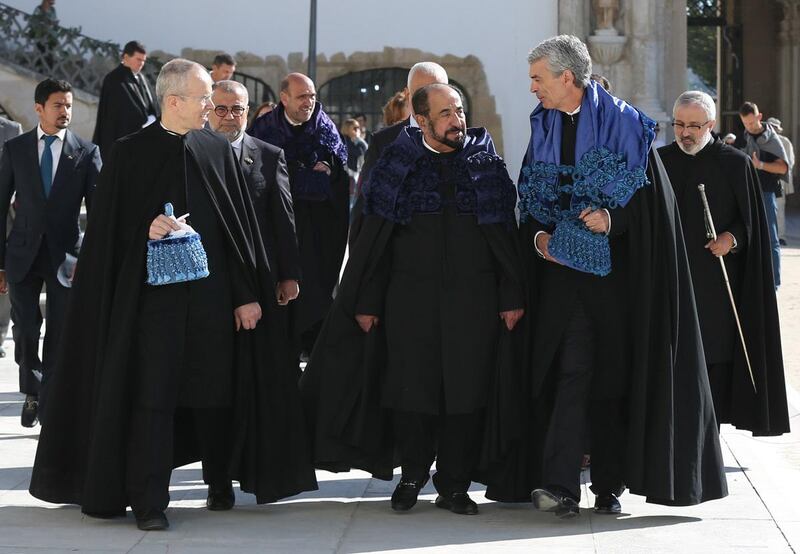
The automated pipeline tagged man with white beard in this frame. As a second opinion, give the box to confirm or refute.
[658,90,789,437]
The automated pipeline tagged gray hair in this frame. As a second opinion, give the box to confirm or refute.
[527,35,592,88]
[672,90,716,121]
[407,62,448,90]
[155,58,208,106]
[213,79,249,104]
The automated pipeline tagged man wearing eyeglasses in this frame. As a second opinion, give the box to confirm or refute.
[30,59,317,531]
[658,90,789,438]
[209,80,300,309]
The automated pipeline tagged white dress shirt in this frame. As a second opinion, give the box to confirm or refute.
[230,133,245,161]
[37,125,67,182]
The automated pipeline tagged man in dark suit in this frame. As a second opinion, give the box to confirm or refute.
[349,62,448,246]
[93,40,159,160]
[0,116,24,359]
[209,80,300,305]
[0,79,101,427]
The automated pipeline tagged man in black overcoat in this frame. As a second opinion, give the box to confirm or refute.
[209,80,300,308]
[349,62,448,247]
[29,59,316,531]
[249,73,349,361]
[92,40,160,160]
[301,84,525,516]
[659,90,789,437]
[496,35,727,518]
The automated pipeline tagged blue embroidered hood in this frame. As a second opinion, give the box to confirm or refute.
[249,102,347,200]
[363,127,517,226]
[518,80,656,276]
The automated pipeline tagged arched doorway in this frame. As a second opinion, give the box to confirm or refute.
[317,67,471,133]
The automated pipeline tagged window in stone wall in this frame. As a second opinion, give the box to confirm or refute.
[318,67,471,133]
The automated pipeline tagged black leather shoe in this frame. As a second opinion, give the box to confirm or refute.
[532,487,580,519]
[207,482,235,511]
[594,492,622,514]
[390,476,428,511]
[135,510,169,531]
[21,395,38,428]
[434,492,478,515]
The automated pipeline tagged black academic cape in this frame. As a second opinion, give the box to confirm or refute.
[92,64,159,161]
[29,123,317,514]
[486,150,728,507]
[658,139,789,436]
[250,103,350,348]
[299,129,526,480]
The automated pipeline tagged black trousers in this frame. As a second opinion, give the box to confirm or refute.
[707,362,733,426]
[125,406,232,516]
[541,300,626,500]
[393,409,483,496]
[8,242,68,402]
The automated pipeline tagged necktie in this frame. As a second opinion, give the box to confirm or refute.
[40,135,57,197]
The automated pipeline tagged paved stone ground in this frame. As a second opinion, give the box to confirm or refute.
[0,213,798,553]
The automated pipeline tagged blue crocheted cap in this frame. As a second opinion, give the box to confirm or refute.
[145,203,210,285]
[548,218,611,277]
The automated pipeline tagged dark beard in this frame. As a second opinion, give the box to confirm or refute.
[428,122,466,150]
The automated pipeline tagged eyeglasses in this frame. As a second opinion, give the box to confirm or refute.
[214,105,246,117]
[672,120,710,132]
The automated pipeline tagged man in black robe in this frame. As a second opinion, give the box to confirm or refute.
[659,90,789,437]
[29,59,317,531]
[93,41,160,160]
[501,35,726,518]
[209,80,300,307]
[301,84,524,515]
[249,73,349,361]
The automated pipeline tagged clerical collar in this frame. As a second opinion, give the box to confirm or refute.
[561,105,581,116]
[37,125,66,142]
[159,121,184,137]
[284,112,304,127]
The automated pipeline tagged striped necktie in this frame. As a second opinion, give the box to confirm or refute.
[40,135,57,197]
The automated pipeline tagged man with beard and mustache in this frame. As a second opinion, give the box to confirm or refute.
[208,80,300,309]
[301,83,525,515]
[249,73,349,363]
[0,78,101,427]
[29,60,317,531]
[658,90,789,437]
[490,35,726,518]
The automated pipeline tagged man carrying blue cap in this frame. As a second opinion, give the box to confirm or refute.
[29,59,316,531]
[487,35,728,517]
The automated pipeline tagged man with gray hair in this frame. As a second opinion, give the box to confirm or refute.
[30,59,317,531]
[209,80,300,308]
[658,90,788,438]
[493,35,727,517]
[349,61,449,245]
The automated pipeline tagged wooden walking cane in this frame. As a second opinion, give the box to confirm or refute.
[697,184,757,393]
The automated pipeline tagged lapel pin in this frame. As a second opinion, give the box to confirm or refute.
[244,157,254,165]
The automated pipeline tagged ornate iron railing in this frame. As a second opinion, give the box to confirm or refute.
[0,1,276,111]
[0,2,119,93]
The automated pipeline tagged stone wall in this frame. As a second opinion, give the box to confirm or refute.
[169,47,504,154]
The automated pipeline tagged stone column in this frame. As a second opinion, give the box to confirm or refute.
[627,0,670,125]
[779,0,800,193]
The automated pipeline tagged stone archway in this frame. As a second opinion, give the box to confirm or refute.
[179,47,503,154]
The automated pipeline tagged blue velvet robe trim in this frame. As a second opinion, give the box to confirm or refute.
[517,81,656,275]
[362,127,516,225]
[249,102,348,201]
